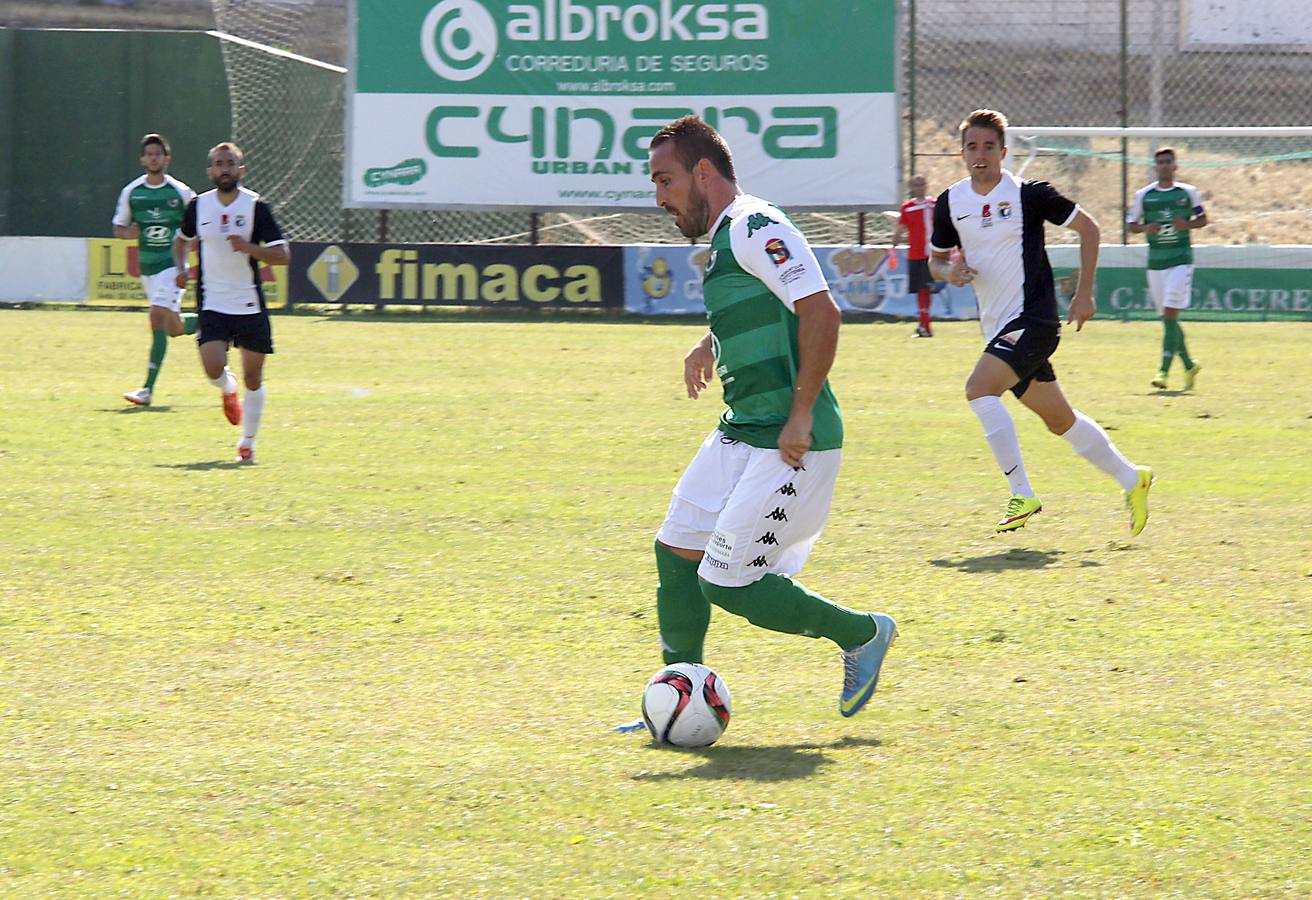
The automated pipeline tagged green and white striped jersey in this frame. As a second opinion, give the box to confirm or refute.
[112,174,194,276]
[703,194,842,451]
[1127,181,1205,270]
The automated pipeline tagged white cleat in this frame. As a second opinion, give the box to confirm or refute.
[123,387,152,406]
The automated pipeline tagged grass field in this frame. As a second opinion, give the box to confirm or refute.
[1,308,1309,898]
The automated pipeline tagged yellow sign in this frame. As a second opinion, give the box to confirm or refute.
[85,238,289,309]
[306,244,359,302]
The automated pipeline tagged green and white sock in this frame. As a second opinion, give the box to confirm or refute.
[655,542,710,665]
[143,328,168,391]
[700,574,875,650]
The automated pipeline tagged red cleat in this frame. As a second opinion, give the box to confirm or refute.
[222,390,242,425]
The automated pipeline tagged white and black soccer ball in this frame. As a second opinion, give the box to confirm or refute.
[641,663,732,748]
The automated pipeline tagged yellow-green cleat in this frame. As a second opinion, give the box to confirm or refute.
[1125,466,1154,536]
[996,495,1042,532]
[1151,371,1169,390]
[1183,362,1201,391]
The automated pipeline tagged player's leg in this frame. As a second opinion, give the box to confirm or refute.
[197,312,242,426]
[692,447,895,717]
[966,350,1040,530]
[234,315,273,461]
[652,430,751,664]
[1164,266,1199,387]
[1148,269,1172,388]
[910,260,933,337]
[1019,378,1153,535]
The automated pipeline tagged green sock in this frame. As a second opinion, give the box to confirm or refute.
[655,542,710,665]
[181,313,198,336]
[1159,320,1175,373]
[144,328,168,391]
[1173,320,1194,370]
[699,574,876,650]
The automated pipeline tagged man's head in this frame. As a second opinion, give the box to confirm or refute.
[207,142,246,192]
[1154,147,1178,184]
[959,109,1008,181]
[648,115,737,239]
[910,174,928,198]
[140,133,171,175]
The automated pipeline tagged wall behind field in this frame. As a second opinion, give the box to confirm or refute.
[0,28,230,237]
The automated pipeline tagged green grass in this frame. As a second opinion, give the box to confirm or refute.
[1,308,1309,898]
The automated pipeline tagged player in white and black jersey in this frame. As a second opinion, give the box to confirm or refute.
[173,142,290,463]
[929,109,1154,536]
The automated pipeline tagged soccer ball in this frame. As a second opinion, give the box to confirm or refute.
[641,663,732,747]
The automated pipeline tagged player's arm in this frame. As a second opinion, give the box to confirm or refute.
[928,192,975,285]
[1174,187,1209,231]
[1064,209,1101,331]
[782,291,842,466]
[173,198,198,289]
[227,200,291,265]
[111,185,137,240]
[1125,189,1159,234]
[684,332,714,399]
[732,210,836,466]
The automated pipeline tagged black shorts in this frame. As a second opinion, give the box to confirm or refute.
[906,257,934,292]
[197,310,275,354]
[983,317,1059,398]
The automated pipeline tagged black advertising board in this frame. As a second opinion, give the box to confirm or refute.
[290,242,624,308]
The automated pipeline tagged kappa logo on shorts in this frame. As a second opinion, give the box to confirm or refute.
[756,532,779,546]
[747,555,769,568]
[778,482,797,496]
[765,507,788,522]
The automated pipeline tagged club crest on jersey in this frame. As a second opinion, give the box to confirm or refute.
[235,215,247,228]
[764,238,791,266]
[997,201,1012,220]
[168,198,179,207]
[704,250,718,275]
[981,203,993,228]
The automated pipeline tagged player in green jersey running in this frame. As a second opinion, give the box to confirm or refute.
[615,116,896,731]
[1127,147,1209,390]
[113,133,197,407]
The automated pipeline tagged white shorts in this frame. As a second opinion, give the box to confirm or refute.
[143,268,185,313]
[1147,264,1193,312]
[655,429,842,588]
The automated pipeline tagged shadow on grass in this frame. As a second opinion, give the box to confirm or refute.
[632,736,882,782]
[929,548,1063,572]
[154,460,248,471]
[98,405,174,414]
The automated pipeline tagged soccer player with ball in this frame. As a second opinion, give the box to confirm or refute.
[618,116,897,740]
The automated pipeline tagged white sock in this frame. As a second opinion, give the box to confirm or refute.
[1060,410,1138,491]
[208,366,237,394]
[243,386,266,443]
[968,395,1034,497]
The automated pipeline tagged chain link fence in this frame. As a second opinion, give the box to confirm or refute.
[211,0,1312,246]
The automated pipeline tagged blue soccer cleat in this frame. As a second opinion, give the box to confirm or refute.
[839,613,898,718]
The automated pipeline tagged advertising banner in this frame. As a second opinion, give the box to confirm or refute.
[86,238,289,309]
[290,241,625,308]
[347,0,899,210]
[624,245,977,318]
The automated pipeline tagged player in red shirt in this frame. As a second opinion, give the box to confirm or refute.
[891,175,936,337]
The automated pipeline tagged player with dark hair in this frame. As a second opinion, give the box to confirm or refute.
[1128,147,1208,390]
[892,174,937,337]
[114,133,197,406]
[929,109,1154,535]
[173,142,290,462]
[615,115,896,731]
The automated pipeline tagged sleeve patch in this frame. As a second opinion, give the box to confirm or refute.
[745,212,779,237]
[764,238,791,266]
